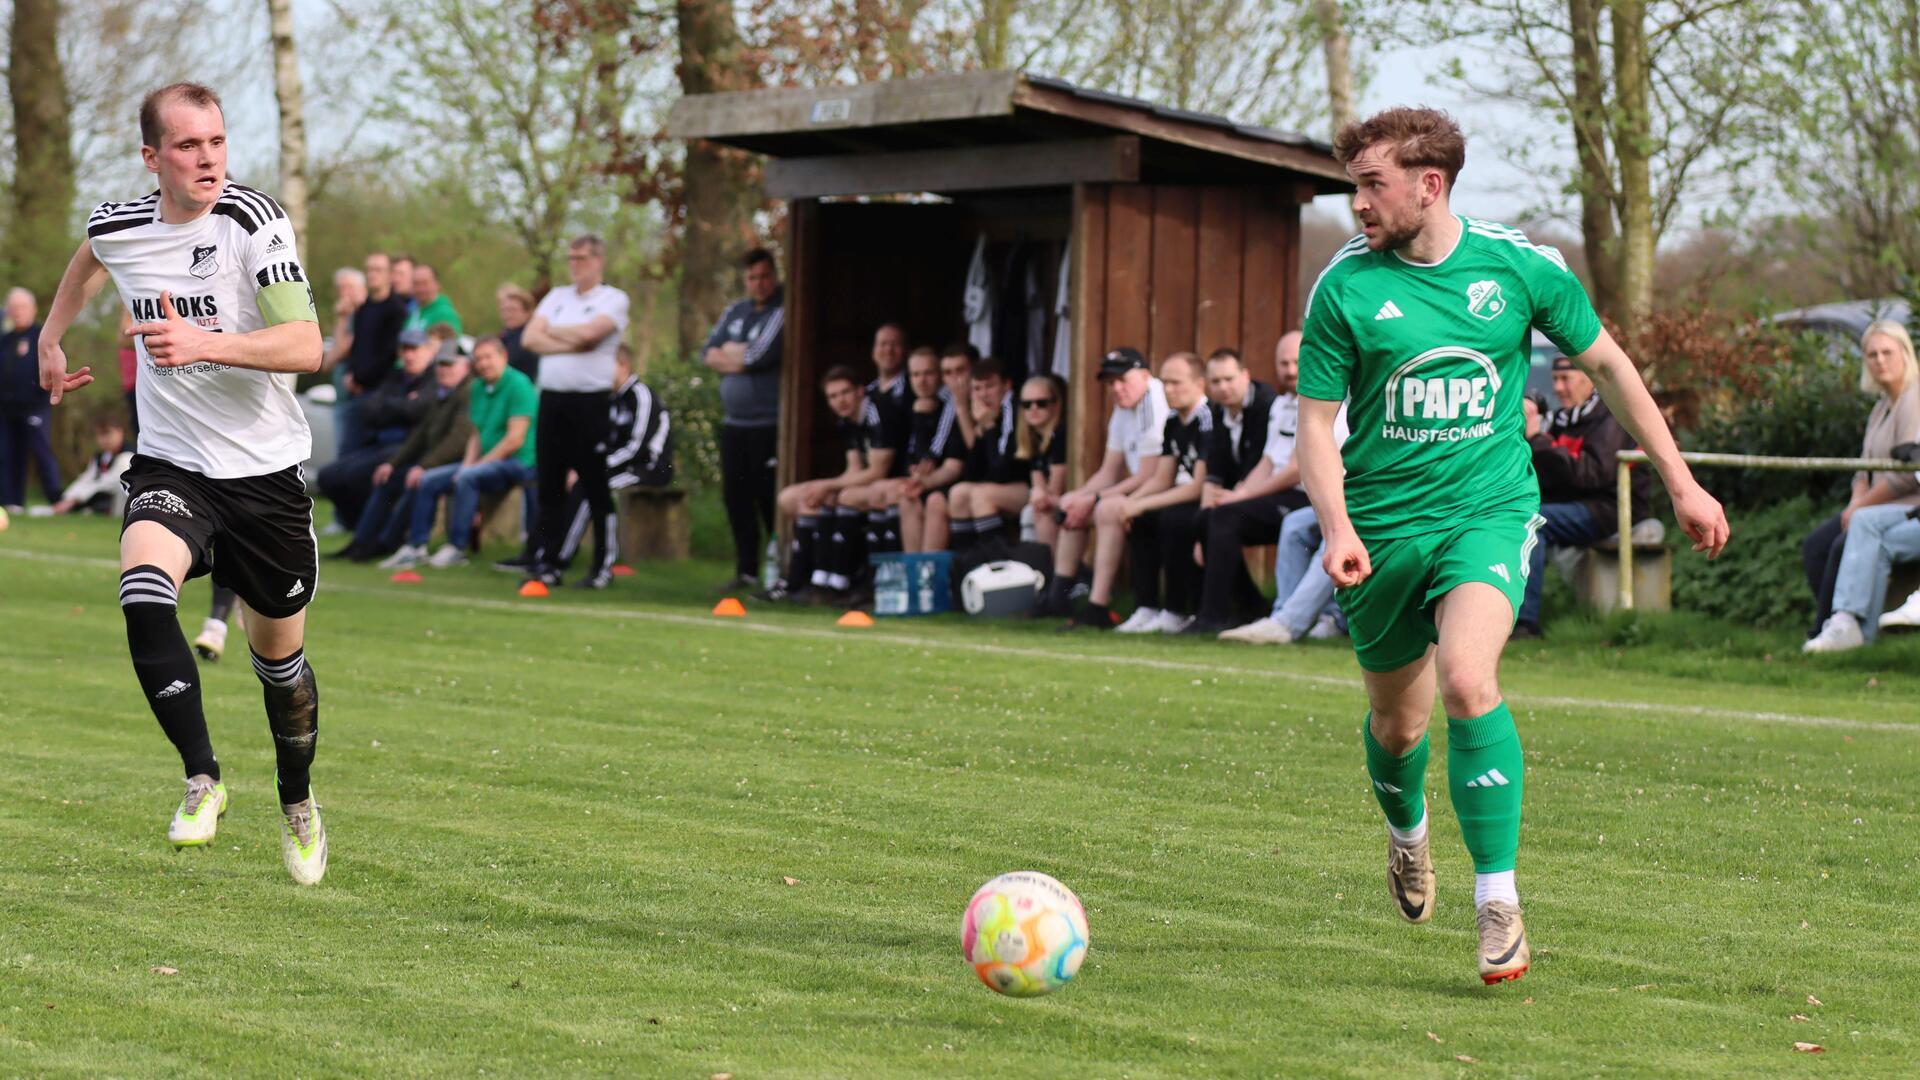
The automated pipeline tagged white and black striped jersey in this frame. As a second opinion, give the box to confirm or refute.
[87,183,317,478]
[605,375,672,489]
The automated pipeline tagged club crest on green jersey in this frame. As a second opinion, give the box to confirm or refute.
[1466,279,1506,321]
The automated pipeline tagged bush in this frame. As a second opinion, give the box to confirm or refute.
[1682,336,1874,510]
[1670,496,1820,630]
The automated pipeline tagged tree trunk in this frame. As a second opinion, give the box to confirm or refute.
[676,0,763,360]
[1567,0,1619,321]
[1311,0,1354,137]
[266,0,310,245]
[1610,0,1653,340]
[976,0,1016,70]
[8,0,76,302]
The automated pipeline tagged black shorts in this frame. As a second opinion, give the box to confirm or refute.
[121,454,318,619]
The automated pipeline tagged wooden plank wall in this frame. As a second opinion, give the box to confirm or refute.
[1069,183,1303,482]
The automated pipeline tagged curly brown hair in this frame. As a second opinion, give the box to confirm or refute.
[1332,107,1466,191]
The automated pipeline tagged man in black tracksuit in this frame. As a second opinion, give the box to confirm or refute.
[554,347,672,573]
[704,247,786,591]
[1192,344,1297,633]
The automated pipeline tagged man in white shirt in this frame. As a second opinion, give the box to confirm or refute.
[520,234,630,590]
[1040,346,1169,619]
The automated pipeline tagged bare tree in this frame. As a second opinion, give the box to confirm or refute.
[1310,0,1355,136]
[266,0,310,243]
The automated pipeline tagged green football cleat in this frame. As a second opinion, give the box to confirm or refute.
[168,774,228,847]
[278,784,328,886]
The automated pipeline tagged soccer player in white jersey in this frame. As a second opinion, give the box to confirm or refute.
[37,83,330,885]
[1296,108,1727,981]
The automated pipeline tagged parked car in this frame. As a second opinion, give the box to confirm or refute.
[1768,298,1911,361]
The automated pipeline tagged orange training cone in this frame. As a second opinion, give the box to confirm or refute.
[836,610,875,628]
[712,597,747,617]
[518,579,550,598]
[610,564,636,577]
[390,570,423,584]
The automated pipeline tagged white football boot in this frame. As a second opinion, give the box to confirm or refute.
[168,774,229,847]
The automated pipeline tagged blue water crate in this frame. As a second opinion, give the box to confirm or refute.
[871,551,953,616]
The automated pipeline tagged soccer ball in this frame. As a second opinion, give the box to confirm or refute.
[961,871,1089,996]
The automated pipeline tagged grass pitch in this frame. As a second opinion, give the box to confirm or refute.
[2,514,1916,1077]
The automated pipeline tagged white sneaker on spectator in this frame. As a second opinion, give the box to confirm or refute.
[1116,607,1164,633]
[1308,613,1343,639]
[426,543,468,569]
[1802,611,1865,653]
[319,520,348,537]
[1880,590,1920,630]
[379,544,428,570]
[1152,611,1195,634]
[1218,617,1295,644]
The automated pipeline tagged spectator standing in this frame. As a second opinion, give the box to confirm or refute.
[496,283,540,380]
[1803,320,1920,650]
[522,234,630,590]
[0,287,62,510]
[704,247,786,592]
[402,262,462,336]
[391,255,415,307]
[330,254,409,456]
[1514,356,1652,637]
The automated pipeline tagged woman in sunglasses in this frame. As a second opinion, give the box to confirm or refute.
[1016,374,1070,548]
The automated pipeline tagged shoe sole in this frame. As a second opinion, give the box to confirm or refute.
[1481,963,1528,985]
[192,645,221,661]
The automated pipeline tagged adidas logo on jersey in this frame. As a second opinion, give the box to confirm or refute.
[1489,563,1511,583]
[264,234,287,254]
[1374,300,1405,321]
[1464,769,1511,788]
[285,579,306,598]
[155,679,192,699]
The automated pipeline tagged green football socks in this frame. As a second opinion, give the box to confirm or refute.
[1363,716,1429,831]
[1447,702,1525,874]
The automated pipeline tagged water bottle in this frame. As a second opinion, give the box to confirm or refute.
[761,537,780,590]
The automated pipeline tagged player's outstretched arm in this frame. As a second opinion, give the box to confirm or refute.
[128,291,322,374]
[37,238,111,405]
[1299,396,1370,586]
[1572,328,1729,558]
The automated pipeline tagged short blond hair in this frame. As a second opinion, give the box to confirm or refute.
[1861,319,1919,396]
[495,283,534,312]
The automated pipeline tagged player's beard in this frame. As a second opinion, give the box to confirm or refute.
[1365,209,1424,253]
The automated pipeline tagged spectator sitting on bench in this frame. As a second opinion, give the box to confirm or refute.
[319,323,438,533]
[1803,320,1920,652]
[1220,403,1354,644]
[1018,374,1069,549]
[45,413,133,516]
[553,343,671,574]
[341,334,475,564]
[1040,346,1169,620]
[874,345,948,552]
[410,335,541,571]
[1802,320,1920,645]
[1109,352,1214,634]
[866,322,910,412]
[1514,354,1652,638]
[1189,339,1298,634]
[944,357,1021,551]
[771,366,902,604]
[905,343,979,551]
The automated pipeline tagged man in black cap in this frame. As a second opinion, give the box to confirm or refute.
[1514,355,1650,636]
[1042,346,1170,622]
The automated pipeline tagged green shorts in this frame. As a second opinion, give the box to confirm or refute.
[1337,511,1546,673]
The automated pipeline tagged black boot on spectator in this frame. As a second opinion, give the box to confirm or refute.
[1059,601,1117,632]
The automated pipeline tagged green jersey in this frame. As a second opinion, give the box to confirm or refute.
[1297,217,1603,539]
[471,365,539,466]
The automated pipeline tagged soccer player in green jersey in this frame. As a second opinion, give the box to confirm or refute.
[1296,108,1730,984]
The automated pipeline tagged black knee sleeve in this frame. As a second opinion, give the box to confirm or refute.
[253,649,318,805]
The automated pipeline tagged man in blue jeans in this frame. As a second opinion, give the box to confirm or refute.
[406,336,538,570]
[1219,506,1344,644]
[1514,357,1650,637]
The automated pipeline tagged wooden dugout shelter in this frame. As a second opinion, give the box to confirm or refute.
[668,71,1351,487]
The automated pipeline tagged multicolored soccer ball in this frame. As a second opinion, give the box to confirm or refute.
[961,871,1089,996]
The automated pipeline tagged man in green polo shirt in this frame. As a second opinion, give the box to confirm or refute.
[419,335,536,568]
[1295,107,1729,985]
[402,262,463,337]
